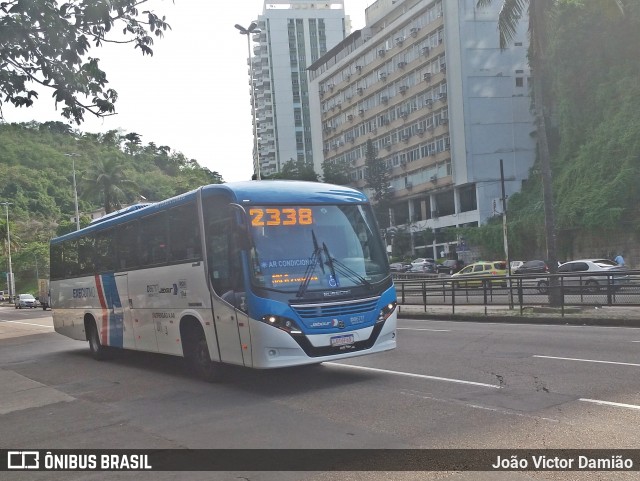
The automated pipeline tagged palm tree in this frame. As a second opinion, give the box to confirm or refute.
[80,156,138,214]
[477,0,624,304]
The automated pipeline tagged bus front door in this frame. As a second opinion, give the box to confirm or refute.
[212,299,250,366]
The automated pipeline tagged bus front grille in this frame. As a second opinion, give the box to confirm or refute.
[290,297,379,319]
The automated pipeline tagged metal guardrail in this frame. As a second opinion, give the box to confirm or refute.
[392,270,640,316]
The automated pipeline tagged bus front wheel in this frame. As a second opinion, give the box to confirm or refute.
[185,328,220,382]
[87,320,109,361]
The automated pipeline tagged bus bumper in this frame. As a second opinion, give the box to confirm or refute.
[248,311,397,369]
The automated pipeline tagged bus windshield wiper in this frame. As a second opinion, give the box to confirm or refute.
[322,243,372,289]
[296,231,324,298]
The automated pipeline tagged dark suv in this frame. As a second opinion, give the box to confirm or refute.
[437,259,465,275]
[513,260,548,275]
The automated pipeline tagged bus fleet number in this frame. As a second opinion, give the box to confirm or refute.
[250,208,313,227]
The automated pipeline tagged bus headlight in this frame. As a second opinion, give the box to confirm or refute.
[377,301,397,323]
[260,315,303,334]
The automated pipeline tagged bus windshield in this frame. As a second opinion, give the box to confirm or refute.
[248,204,389,294]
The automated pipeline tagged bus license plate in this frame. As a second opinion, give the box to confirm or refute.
[330,334,354,347]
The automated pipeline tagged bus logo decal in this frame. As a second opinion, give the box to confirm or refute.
[332,319,345,329]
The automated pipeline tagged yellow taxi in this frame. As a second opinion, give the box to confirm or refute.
[451,260,508,287]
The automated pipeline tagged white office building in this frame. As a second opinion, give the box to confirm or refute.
[308,0,536,258]
[248,0,349,177]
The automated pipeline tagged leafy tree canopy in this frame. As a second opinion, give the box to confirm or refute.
[268,159,319,182]
[0,0,170,124]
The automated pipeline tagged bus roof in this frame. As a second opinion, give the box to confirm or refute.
[202,180,368,204]
[51,181,368,244]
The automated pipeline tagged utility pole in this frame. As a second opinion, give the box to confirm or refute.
[500,159,513,309]
[500,159,510,273]
[1,201,14,301]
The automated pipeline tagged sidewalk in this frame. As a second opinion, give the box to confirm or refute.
[398,303,640,327]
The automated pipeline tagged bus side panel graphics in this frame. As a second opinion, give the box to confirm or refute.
[95,273,124,349]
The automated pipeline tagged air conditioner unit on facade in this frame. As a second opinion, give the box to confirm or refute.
[399,85,408,94]
[398,61,407,69]
[356,65,363,72]
[423,72,432,82]
[347,114,354,121]
[379,72,387,81]
[396,36,405,45]
[381,96,388,104]
[378,49,386,57]
[357,87,364,95]
[422,46,430,56]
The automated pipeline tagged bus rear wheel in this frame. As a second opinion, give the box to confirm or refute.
[87,320,109,360]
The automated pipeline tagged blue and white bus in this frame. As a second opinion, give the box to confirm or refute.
[50,181,397,379]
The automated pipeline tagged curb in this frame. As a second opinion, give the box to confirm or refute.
[398,307,640,328]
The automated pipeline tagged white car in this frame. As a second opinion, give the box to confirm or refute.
[558,259,628,291]
[15,294,38,309]
[410,258,436,273]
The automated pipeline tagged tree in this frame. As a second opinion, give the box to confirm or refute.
[80,155,138,214]
[321,159,351,185]
[270,159,319,181]
[363,139,392,228]
[0,0,170,124]
[477,0,625,304]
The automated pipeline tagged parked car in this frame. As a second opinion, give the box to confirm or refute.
[437,259,465,275]
[389,262,411,273]
[511,260,551,293]
[15,293,38,309]
[514,260,549,275]
[409,258,437,273]
[451,261,508,287]
[558,259,629,291]
[510,260,524,272]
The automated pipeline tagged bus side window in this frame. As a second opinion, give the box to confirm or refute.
[203,196,244,304]
[64,240,79,278]
[168,203,201,263]
[140,212,168,267]
[117,221,139,270]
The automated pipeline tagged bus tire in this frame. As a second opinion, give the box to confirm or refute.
[183,325,220,382]
[86,319,109,361]
[585,280,600,293]
[537,280,549,294]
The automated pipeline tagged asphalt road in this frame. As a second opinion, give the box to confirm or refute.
[1,307,639,481]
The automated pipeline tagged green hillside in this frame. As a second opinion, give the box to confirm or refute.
[0,121,223,295]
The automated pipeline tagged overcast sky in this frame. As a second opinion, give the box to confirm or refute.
[2,0,372,182]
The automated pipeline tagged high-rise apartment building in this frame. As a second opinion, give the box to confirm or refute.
[308,0,535,258]
[248,0,349,177]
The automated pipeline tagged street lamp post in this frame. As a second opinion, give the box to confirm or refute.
[64,153,81,230]
[1,201,14,301]
[235,21,262,180]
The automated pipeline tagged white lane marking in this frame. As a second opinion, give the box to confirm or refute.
[534,355,640,368]
[2,320,54,329]
[401,391,560,423]
[632,341,640,343]
[580,399,640,411]
[397,328,451,332]
[327,362,501,389]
